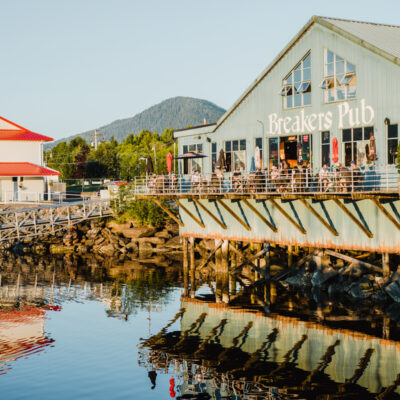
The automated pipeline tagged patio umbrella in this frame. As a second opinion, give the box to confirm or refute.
[166,152,173,173]
[217,149,226,170]
[255,146,261,169]
[332,137,339,164]
[146,156,154,174]
[250,156,256,173]
[174,151,207,159]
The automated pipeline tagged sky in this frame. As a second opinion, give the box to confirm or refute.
[1,0,400,140]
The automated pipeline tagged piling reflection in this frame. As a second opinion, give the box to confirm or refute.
[140,290,400,399]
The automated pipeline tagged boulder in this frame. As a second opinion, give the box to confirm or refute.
[139,242,153,258]
[106,220,132,234]
[165,222,179,235]
[164,236,182,249]
[98,243,115,257]
[385,281,400,303]
[131,237,165,245]
[86,227,102,239]
[155,230,171,239]
[347,278,374,299]
[121,226,157,239]
[311,267,338,287]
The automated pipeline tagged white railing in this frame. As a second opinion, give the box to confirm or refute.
[0,191,93,205]
[133,165,400,195]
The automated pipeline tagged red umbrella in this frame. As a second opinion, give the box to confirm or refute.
[332,137,339,164]
[167,152,173,173]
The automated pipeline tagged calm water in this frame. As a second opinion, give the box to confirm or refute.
[1,254,400,399]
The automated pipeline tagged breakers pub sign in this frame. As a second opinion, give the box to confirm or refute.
[267,99,375,135]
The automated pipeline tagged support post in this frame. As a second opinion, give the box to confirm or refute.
[192,199,227,229]
[153,199,184,227]
[189,237,195,298]
[382,252,390,278]
[183,238,189,296]
[333,199,373,238]
[216,199,251,231]
[174,199,205,228]
[269,199,306,234]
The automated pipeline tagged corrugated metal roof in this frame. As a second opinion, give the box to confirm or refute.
[319,16,400,59]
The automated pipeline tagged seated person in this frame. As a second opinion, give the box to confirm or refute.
[350,161,362,191]
[319,164,332,192]
[191,169,202,191]
[232,167,242,192]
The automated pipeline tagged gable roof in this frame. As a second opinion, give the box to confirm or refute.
[0,116,54,141]
[214,16,400,132]
[0,162,61,176]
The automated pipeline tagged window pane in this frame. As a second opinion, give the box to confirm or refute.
[347,62,356,73]
[269,138,279,167]
[327,63,334,76]
[286,74,292,84]
[197,144,203,153]
[189,144,196,151]
[225,152,232,171]
[211,154,216,171]
[303,92,311,105]
[327,50,334,63]
[337,88,345,100]
[212,142,216,152]
[225,141,231,152]
[322,144,330,166]
[294,93,302,107]
[294,69,301,82]
[255,138,262,149]
[233,140,239,151]
[336,61,345,74]
[286,95,293,108]
[364,126,374,140]
[336,54,343,62]
[388,124,398,139]
[183,145,188,153]
[321,131,330,144]
[388,139,398,164]
[233,151,246,170]
[303,54,311,68]
[303,68,311,81]
[353,128,362,141]
[342,129,352,142]
[240,140,246,150]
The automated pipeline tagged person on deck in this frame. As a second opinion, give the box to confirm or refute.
[232,167,242,192]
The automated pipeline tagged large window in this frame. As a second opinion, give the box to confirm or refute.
[342,127,373,166]
[281,53,311,109]
[322,49,356,103]
[255,137,263,168]
[321,131,330,167]
[225,140,246,172]
[211,142,217,171]
[182,144,203,174]
[388,124,398,165]
[268,135,312,169]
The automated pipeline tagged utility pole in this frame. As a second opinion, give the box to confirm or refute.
[90,129,104,150]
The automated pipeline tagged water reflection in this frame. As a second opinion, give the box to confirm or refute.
[140,295,400,399]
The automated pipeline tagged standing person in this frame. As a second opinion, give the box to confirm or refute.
[191,169,201,192]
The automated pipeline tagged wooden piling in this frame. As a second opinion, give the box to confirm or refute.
[382,252,390,278]
[183,238,189,296]
[189,237,195,298]
[288,245,293,268]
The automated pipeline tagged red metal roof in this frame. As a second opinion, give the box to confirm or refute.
[0,116,54,142]
[0,162,61,176]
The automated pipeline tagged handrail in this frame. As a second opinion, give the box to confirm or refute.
[131,165,400,196]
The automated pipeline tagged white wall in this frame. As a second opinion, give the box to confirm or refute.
[0,141,42,164]
[0,177,45,201]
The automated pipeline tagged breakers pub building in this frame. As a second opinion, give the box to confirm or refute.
[175,16,400,176]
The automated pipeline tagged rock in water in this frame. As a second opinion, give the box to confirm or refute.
[311,267,338,287]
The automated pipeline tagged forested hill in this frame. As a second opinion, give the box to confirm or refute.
[47,97,225,148]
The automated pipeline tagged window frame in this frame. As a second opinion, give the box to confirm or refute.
[387,124,398,165]
[341,126,373,166]
[182,143,203,174]
[281,52,312,110]
[322,49,356,103]
[224,139,247,172]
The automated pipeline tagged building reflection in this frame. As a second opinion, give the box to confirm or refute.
[140,295,400,399]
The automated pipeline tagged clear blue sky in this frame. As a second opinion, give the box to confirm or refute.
[1,0,399,140]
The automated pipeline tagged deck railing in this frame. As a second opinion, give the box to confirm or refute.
[133,165,400,196]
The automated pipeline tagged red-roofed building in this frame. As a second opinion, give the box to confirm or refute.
[0,116,60,201]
